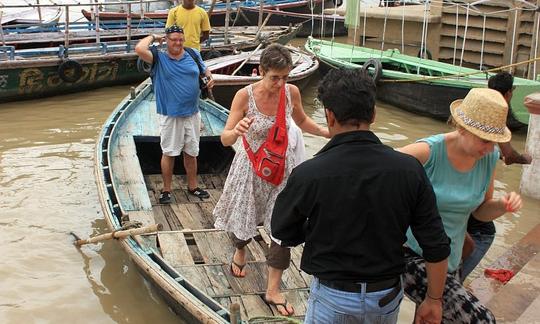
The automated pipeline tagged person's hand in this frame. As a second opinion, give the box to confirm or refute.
[415,298,442,324]
[501,192,522,213]
[153,34,165,45]
[206,75,215,89]
[234,117,254,136]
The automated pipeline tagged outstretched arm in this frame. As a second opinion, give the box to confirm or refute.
[471,173,522,222]
[289,85,330,138]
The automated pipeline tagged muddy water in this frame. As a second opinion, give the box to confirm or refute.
[1,20,539,324]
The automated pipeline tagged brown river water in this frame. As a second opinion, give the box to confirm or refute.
[1,5,539,322]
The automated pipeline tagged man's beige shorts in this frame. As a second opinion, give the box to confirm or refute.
[159,112,201,157]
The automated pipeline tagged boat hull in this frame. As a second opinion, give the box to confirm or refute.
[307,38,536,129]
[0,54,144,104]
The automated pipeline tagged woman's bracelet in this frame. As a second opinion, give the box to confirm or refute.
[426,293,443,302]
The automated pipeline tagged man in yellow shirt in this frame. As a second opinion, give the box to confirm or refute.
[166,0,211,51]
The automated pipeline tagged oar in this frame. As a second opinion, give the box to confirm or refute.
[230,42,263,76]
[71,223,162,246]
[207,0,218,18]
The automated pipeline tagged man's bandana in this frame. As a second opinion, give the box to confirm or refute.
[165,25,184,34]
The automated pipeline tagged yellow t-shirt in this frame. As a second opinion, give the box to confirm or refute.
[166,5,211,50]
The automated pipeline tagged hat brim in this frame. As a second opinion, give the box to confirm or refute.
[450,99,512,143]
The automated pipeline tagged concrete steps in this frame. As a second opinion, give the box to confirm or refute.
[467,223,540,321]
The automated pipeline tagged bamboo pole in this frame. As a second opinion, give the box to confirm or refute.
[207,0,218,18]
[253,12,272,41]
[95,0,100,44]
[73,223,163,246]
[224,0,230,45]
[64,5,69,53]
[127,3,132,50]
[0,10,4,46]
[36,0,42,23]
[258,0,264,28]
[231,42,263,76]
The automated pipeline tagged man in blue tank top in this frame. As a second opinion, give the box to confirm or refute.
[135,25,215,203]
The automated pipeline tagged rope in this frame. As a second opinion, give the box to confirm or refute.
[452,3,458,65]
[534,14,540,78]
[379,56,540,84]
[309,0,314,37]
[459,3,470,69]
[349,0,361,63]
[479,14,486,70]
[510,9,518,73]
[401,1,405,53]
[248,315,302,323]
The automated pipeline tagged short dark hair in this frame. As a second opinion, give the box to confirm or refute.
[259,43,292,72]
[488,71,514,95]
[317,68,376,125]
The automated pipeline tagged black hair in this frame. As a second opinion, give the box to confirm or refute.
[317,68,376,125]
[488,71,514,95]
[259,43,292,72]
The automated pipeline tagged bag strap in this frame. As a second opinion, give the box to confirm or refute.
[184,47,205,75]
[242,85,287,156]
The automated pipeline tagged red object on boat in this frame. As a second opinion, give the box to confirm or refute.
[484,268,515,284]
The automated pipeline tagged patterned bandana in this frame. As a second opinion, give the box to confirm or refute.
[165,25,184,34]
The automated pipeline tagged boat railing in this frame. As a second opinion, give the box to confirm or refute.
[1,19,165,34]
[0,39,139,60]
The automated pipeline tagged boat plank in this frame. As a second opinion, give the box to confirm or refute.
[128,210,156,227]
[198,201,218,229]
[246,238,268,262]
[281,263,309,290]
[152,206,173,231]
[192,231,235,264]
[171,203,204,230]
[223,261,268,294]
[161,204,184,231]
[172,189,190,204]
[240,294,273,318]
[204,265,236,297]
[186,203,214,229]
[176,265,216,296]
[134,234,160,255]
[157,232,195,267]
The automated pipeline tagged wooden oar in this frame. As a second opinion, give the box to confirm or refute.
[230,42,263,76]
[71,223,162,246]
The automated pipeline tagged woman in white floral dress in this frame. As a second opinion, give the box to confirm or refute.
[213,44,329,316]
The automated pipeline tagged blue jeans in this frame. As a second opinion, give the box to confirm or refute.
[304,277,403,324]
[461,232,495,281]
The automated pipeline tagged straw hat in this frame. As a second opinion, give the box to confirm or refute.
[450,88,511,143]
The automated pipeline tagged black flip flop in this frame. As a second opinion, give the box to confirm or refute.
[230,260,247,278]
[264,298,294,316]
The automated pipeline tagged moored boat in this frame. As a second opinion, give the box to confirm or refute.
[0,25,299,103]
[94,77,312,322]
[1,6,62,26]
[205,46,319,107]
[305,37,540,129]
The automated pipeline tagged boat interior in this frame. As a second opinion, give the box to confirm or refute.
[106,84,311,322]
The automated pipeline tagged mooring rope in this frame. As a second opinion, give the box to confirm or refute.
[379,56,540,84]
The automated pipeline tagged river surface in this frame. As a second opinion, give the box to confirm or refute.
[1,2,539,324]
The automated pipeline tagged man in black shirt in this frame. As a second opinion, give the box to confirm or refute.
[271,68,450,324]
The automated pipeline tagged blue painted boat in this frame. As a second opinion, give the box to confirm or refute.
[95,78,313,322]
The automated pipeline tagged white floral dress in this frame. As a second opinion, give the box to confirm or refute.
[213,84,301,240]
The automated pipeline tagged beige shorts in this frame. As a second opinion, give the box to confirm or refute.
[159,112,201,157]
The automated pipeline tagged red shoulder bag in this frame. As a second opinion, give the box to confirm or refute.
[242,86,288,186]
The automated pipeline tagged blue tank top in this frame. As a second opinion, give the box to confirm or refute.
[405,134,499,272]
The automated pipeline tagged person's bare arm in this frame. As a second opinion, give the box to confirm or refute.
[135,34,163,64]
[221,89,250,146]
[289,85,329,138]
[472,173,522,222]
[415,259,448,324]
[397,142,431,165]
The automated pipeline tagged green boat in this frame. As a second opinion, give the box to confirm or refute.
[305,37,540,130]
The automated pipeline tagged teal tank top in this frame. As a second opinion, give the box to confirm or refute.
[406,134,499,272]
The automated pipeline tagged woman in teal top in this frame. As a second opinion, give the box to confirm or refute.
[399,88,522,323]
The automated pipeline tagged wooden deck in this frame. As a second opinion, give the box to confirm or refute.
[131,174,311,322]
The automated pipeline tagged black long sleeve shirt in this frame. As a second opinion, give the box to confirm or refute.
[271,131,450,282]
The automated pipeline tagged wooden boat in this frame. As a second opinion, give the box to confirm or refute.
[80,0,331,26]
[1,6,62,26]
[95,78,311,322]
[305,37,540,129]
[206,46,319,107]
[0,25,299,103]
[238,7,347,37]
[0,22,298,52]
